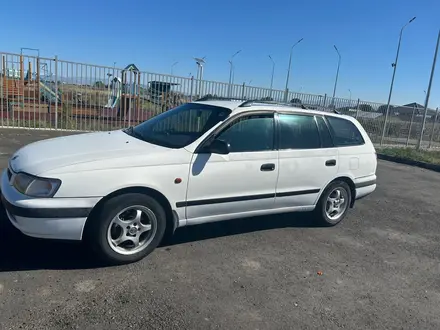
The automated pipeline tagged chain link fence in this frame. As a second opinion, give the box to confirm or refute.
[1,52,439,148]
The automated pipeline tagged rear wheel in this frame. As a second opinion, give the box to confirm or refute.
[85,193,166,265]
[314,180,351,226]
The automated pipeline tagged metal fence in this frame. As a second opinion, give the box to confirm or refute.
[1,51,439,148]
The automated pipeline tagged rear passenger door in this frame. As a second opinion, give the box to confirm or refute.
[274,113,339,208]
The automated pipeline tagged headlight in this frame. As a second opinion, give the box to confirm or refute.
[13,172,61,198]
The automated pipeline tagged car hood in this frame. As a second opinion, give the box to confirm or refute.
[9,130,172,176]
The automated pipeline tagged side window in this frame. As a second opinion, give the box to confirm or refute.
[326,116,365,147]
[217,114,274,152]
[316,116,334,148]
[278,114,321,149]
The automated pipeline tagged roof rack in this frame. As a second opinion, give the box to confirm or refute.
[239,99,310,110]
[239,99,341,114]
[195,96,247,102]
[194,97,340,114]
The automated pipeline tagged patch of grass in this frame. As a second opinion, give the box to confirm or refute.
[378,147,440,165]
[0,119,53,129]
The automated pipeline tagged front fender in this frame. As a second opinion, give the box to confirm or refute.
[52,164,190,213]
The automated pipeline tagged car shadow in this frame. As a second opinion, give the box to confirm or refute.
[161,212,318,247]
[0,204,320,272]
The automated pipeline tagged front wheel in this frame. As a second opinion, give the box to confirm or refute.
[314,180,351,226]
[85,193,167,265]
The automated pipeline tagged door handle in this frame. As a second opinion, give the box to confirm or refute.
[261,163,275,171]
[325,159,337,166]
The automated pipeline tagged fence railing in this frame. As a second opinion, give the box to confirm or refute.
[1,51,439,149]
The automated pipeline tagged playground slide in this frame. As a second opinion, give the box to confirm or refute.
[105,95,120,109]
[39,81,60,103]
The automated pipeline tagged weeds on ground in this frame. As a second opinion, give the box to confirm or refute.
[378,147,440,165]
[0,118,51,129]
[60,103,76,130]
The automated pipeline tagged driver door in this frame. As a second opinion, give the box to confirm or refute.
[184,112,279,223]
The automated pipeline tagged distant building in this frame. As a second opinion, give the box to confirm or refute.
[392,102,437,119]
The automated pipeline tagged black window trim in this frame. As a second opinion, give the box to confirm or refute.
[195,110,277,154]
[195,110,365,153]
[324,115,365,147]
[316,115,336,148]
[274,112,322,151]
[313,115,323,148]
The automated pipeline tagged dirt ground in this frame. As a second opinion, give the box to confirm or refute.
[0,127,440,330]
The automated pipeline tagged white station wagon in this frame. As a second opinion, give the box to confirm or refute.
[1,99,377,264]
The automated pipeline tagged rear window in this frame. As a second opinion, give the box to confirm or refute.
[326,116,365,147]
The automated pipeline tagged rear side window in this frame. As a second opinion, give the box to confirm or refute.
[326,116,365,147]
[278,114,321,149]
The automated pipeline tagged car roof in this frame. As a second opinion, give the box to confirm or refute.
[191,99,350,120]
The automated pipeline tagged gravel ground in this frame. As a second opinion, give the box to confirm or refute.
[0,128,439,330]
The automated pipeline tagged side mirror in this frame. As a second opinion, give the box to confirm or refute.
[205,139,230,155]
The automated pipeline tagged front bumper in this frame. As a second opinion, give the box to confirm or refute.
[0,169,101,240]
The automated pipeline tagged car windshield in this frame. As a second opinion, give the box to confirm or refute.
[124,103,232,148]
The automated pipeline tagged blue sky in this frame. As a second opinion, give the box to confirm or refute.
[1,0,439,108]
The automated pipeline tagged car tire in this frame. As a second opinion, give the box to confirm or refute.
[85,193,167,265]
[314,180,352,227]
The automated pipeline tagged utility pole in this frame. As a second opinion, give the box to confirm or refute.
[380,16,416,145]
[331,45,341,106]
[268,55,275,98]
[194,57,206,97]
[284,38,303,101]
[228,50,241,97]
[417,29,440,150]
[171,61,178,75]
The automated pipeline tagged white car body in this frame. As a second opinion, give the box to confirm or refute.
[1,100,377,244]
